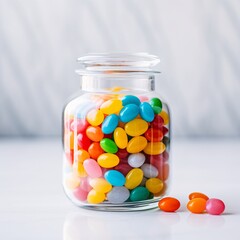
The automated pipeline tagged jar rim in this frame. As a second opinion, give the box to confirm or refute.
[76,53,160,75]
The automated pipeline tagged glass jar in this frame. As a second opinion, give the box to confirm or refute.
[62,53,171,211]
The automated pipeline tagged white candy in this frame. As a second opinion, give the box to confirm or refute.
[141,164,158,178]
[128,153,145,168]
[107,187,130,204]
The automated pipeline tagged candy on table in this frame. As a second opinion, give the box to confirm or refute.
[189,192,209,201]
[206,198,225,215]
[158,197,180,212]
[107,187,130,204]
[187,198,207,214]
[64,94,170,204]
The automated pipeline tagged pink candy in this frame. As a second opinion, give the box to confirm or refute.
[206,198,225,215]
[83,159,102,178]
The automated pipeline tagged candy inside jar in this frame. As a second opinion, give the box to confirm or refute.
[62,53,171,211]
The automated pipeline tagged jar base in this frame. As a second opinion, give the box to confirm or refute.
[71,198,160,212]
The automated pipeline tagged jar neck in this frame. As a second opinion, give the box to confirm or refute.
[80,74,156,93]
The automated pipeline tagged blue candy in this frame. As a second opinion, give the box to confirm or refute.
[104,170,126,186]
[119,104,139,123]
[102,114,119,134]
[139,102,154,122]
[122,95,141,106]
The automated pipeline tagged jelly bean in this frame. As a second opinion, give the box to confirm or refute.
[118,121,126,129]
[158,197,180,212]
[68,131,74,150]
[119,104,139,122]
[80,177,92,192]
[70,118,89,133]
[122,95,141,106]
[125,119,148,136]
[86,109,104,126]
[206,198,225,215]
[189,192,209,201]
[74,162,87,177]
[145,178,164,193]
[88,142,105,160]
[89,178,112,193]
[127,136,148,153]
[114,163,133,176]
[97,153,120,168]
[151,115,164,128]
[87,189,105,204]
[83,159,102,178]
[107,187,130,204]
[77,133,91,150]
[141,164,159,178]
[100,99,123,114]
[125,168,143,189]
[130,186,149,201]
[75,149,90,163]
[102,114,119,134]
[100,138,118,154]
[65,118,74,130]
[187,198,207,214]
[65,173,80,190]
[158,163,169,181]
[73,187,88,201]
[116,149,129,159]
[149,152,168,168]
[144,142,166,155]
[104,133,113,139]
[104,170,126,186]
[114,127,128,149]
[144,128,163,142]
[65,150,74,165]
[128,153,145,168]
[139,102,154,122]
[150,97,162,114]
[159,110,169,125]
[86,126,104,142]
[162,126,169,136]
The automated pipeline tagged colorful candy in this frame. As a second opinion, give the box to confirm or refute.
[158,197,180,212]
[187,198,207,214]
[189,192,209,201]
[63,94,170,205]
[206,198,225,215]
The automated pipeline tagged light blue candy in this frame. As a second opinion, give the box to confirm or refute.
[122,95,141,106]
[139,102,154,122]
[102,114,119,134]
[119,104,139,123]
[104,170,126,186]
[107,187,130,203]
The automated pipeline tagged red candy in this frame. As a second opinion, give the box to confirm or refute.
[144,128,163,142]
[77,133,91,150]
[114,163,133,176]
[116,149,129,159]
[71,119,89,133]
[151,115,164,128]
[88,142,105,159]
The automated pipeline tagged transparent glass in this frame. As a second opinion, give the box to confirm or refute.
[62,53,171,211]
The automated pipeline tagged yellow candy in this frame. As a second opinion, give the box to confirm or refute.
[146,178,164,193]
[86,109,104,126]
[73,162,87,177]
[65,131,74,150]
[89,178,112,193]
[100,99,123,114]
[127,136,148,153]
[159,110,169,125]
[97,153,120,168]
[87,189,105,204]
[114,127,128,149]
[75,149,90,163]
[125,168,144,189]
[143,142,166,155]
[65,173,80,190]
[125,119,148,137]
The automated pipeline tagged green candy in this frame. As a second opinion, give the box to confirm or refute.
[100,138,118,154]
[150,98,162,114]
[130,187,150,201]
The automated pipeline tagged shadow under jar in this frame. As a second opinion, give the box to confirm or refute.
[62,53,171,211]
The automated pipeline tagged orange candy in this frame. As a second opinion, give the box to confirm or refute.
[88,142,105,160]
[189,192,209,201]
[86,126,104,142]
[75,149,90,163]
[158,197,180,212]
[187,198,207,214]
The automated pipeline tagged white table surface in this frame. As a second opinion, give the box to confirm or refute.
[0,138,240,240]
